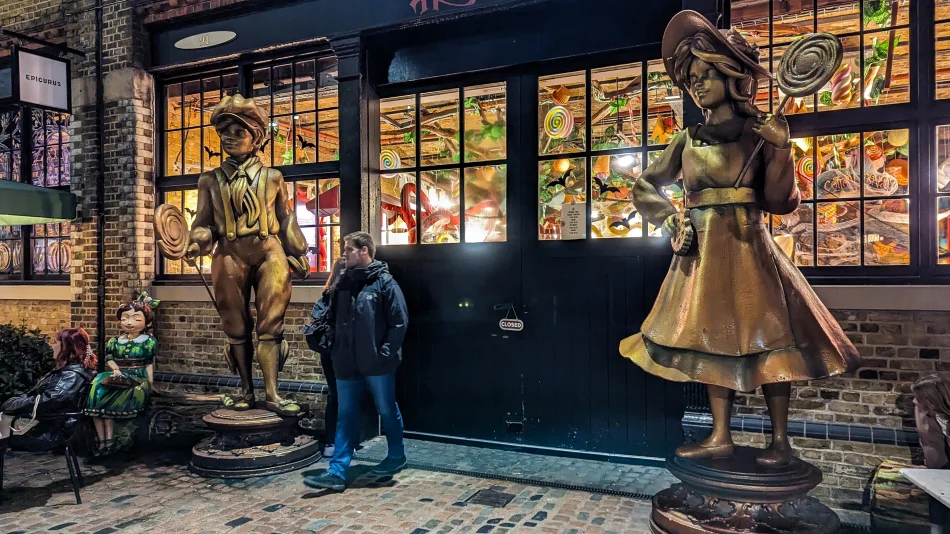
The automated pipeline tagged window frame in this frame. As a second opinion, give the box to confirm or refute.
[155,49,342,283]
[378,83,510,246]
[0,105,72,283]
[721,0,950,285]
[535,61,679,242]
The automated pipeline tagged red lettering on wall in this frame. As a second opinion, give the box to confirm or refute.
[410,0,477,15]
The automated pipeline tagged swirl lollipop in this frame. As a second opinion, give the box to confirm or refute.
[155,204,191,261]
[544,106,574,139]
[796,155,814,180]
[734,33,843,187]
[380,149,400,178]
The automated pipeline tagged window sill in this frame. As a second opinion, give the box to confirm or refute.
[812,285,950,312]
[151,284,325,304]
[0,284,71,301]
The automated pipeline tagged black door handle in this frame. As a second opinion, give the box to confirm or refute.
[493,303,514,311]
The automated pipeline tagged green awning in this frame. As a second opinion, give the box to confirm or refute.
[0,179,77,226]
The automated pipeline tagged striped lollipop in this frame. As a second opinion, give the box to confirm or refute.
[380,149,400,178]
[830,63,853,105]
[544,106,574,139]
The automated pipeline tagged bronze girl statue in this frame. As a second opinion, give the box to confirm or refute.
[620,11,860,467]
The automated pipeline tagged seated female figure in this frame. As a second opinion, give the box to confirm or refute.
[0,328,97,451]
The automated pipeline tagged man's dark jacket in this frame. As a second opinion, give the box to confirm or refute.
[330,261,408,380]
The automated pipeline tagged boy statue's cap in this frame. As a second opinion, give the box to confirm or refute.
[210,93,268,136]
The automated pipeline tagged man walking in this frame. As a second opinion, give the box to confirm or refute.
[305,232,409,492]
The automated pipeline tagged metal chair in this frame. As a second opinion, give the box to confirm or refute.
[0,413,86,504]
[0,384,90,505]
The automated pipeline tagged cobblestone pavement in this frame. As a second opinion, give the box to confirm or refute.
[0,449,656,534]
[356,438,678,498]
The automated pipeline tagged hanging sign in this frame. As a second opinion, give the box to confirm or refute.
[561,203,585,240]
[499,318,524,332]
[174,31,238,50]
[13,48,70,113]
[499,304,524,332]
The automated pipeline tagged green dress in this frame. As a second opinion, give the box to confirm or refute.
[85,335,155,418]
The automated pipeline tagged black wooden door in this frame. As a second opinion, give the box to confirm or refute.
[514,72,684,459]
[381,76,528,442]
[382,73,683,459]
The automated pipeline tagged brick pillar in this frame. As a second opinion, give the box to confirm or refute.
[67,0,156,352]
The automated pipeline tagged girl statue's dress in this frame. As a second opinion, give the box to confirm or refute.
[85,334,156,418]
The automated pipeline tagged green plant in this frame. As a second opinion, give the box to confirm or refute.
[0,323,55,404]
[863,0,892,27]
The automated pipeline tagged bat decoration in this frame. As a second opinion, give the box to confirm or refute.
[546,170,572,190]
[203,145,221,159]
[184,207,197,219]
[593,176,621,196]
[609,211,639,230]
[259,138,270,154]
[297,134,317,151]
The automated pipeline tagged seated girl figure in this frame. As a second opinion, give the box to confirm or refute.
[85,294,159,453]
[0,328,97,451]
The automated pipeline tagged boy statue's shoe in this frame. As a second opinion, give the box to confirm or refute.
[304,472,345,492]
[371,457,407,475]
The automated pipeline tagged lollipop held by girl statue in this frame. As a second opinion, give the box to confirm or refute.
[620,11,860,468]
[85,293,160,454]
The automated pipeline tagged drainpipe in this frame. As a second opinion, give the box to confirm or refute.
[95,0,106,369]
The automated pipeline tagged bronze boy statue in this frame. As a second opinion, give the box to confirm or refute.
[164,94,310,416]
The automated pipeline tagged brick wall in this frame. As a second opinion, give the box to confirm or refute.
[722,310,950,510]
[0,300,71,338]
[153,302,326,383]
[735,310,950,427]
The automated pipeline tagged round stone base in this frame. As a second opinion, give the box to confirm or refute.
[189,433,322,479]
[650,484,840,534]
[666,446,823,503]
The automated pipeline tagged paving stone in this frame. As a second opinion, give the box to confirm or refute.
[1,448,653,534]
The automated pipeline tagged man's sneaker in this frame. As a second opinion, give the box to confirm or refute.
[303,472,345,492]
[322,444,335,458]
[371,457,407,475]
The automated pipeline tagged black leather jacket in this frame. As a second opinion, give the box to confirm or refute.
[2,363,94,417]
[2,363,94,450]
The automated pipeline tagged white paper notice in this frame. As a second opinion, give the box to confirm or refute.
[561,203,585,240]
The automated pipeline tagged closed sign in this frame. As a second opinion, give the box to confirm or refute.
[499,318,524,332]
[17,50,69,112]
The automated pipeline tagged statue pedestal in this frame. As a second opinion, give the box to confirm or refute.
[651,447,839,534]
[189,406,322,478]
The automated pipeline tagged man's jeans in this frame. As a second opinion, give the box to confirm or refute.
[328,373,405,479]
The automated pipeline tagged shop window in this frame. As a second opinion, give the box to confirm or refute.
[937,2,950,99]
[771,128,911,267]
[289,178,342,272]
[0,110,20,182]
[165,72,239,176]
[251,58,339,166]
[161,189,210,276]
[935,125,950,264]
[162,177,341,276]
[733,0,910,113]
[537,61,682,240]
[159,54,342,279]
[380,83,508,245]
[0,109,72,281]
